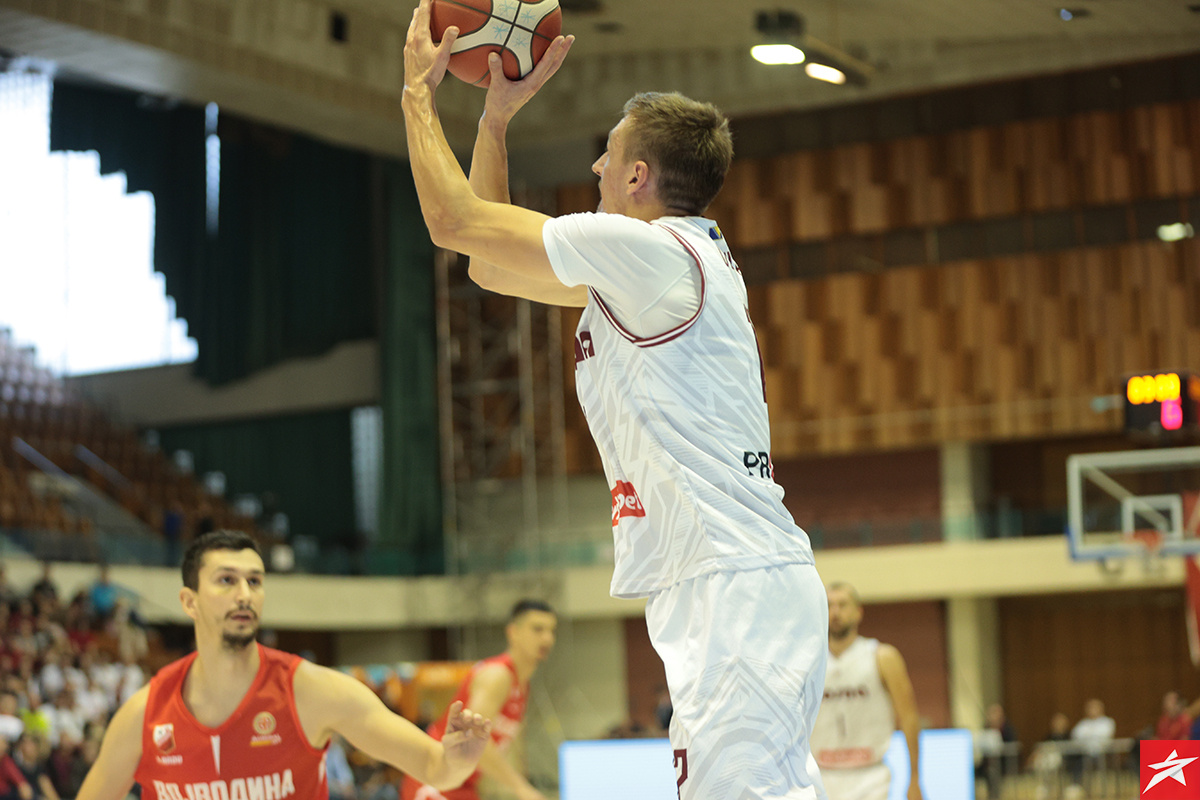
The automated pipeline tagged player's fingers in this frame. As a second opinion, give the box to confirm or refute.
[530,35,573,84]
[437,26,459,53]
[487,52,507,83]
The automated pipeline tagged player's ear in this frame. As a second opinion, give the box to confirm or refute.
[179,586,199,621]
[628,161,651,196]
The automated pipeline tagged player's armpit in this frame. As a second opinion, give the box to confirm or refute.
[75,686,148,800]
[468,260,588,306]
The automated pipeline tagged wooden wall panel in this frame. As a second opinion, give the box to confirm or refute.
[1000,591,1198,748]
[749,239,1198,457]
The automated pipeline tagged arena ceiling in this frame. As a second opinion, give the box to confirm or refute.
[1,0,1198,185]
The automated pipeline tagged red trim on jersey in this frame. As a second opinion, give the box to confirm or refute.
[589,224,707,348]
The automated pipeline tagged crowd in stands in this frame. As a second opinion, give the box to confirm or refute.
[0,561,148,799]
[976,691,1196,798]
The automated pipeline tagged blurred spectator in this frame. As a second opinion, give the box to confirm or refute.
[326,735,356,800]
[162,503,184,568]
[28,565,56,611]
[86,566,117,621]
[10,734,57,800]
[1158,690,1191,740]
[42,693,83,750]
[977,703,1018,798]
[0,735,31,800]
[107,600,147,668]
[1028,711,1072,774]
[1071,698,1115,749]
[1071,698,1115,783]
[0,694,22,743]
[0,567,18,609]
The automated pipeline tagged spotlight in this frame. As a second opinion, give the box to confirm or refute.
[752,44,806,65]
[751,9,872,86]
[753,10,806,64]
[805,63,846,84]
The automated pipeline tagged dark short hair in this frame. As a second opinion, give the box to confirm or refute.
[181,530,261,590]
[509,599,555,622]
[621,92,734,215]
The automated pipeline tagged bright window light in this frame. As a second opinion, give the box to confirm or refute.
[805,62,847,84]
[751,44,806,65]
[0,71,197,376]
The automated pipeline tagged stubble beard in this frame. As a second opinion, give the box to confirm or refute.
[829,623,855,642]
[222,627,258,652]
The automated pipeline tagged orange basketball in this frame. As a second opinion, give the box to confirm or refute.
[429,0,562,88]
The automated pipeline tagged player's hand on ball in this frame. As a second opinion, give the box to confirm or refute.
[483,34,574,124]
[405,0,457,93]
[441,700,491,769]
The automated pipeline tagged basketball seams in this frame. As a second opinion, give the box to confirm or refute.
[434,0,558,39]
[430,0,560,86]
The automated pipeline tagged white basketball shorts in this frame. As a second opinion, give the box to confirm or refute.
[818,763,891,800]
[645,562,829,800]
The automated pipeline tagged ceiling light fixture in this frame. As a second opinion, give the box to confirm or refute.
[752,10,806,65]
[752,9,872,86]
[752,44,806,65]
[805,62,846,84]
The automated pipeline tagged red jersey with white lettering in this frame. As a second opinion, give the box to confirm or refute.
[134,644,328,800]
[399,654,526,800]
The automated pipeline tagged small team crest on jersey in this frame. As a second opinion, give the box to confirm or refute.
[251,712,282,747]
[153,723,176,753]
[253,712,276,735]
[708,224,723,240]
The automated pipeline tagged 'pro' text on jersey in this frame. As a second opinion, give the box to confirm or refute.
[545,213,814,597]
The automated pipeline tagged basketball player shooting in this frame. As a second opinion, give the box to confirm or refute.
[811,583,923,800]
[75,531,492,800]
[403,2,829,797]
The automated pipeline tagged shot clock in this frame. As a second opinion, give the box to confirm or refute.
[1124,370,1200,439]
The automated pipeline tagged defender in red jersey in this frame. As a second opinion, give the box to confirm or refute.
[77,531,491,800]
[401,600,557,800]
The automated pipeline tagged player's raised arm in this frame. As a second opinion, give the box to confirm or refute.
[75,686,148,800]
[296,662,490,790]
[402,0,569,288]
[466,35,584,307]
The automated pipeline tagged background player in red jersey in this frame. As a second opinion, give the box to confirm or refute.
[401,599,557,800]
[76,530,491,800]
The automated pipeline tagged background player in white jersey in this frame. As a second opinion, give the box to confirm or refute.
[812,583,923,800]
[402,3,828,797]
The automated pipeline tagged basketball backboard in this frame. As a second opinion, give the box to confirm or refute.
[1066,446,1200,563]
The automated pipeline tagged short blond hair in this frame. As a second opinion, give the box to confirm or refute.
[621,92,733,215]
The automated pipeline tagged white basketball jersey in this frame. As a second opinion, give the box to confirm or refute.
[812,637,895,770]
[544,213,814,598]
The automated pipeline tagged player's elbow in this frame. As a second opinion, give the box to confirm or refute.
[423,205,465,250]
[468,260,503,293]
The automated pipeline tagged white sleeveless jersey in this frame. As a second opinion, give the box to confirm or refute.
[812,637,895,769]
[544,212,814,598]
